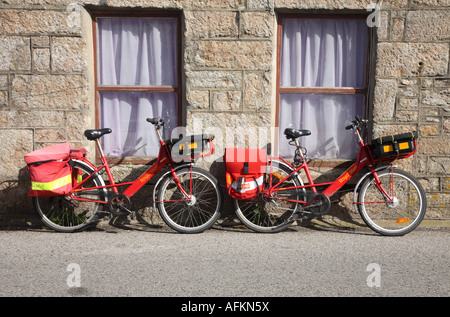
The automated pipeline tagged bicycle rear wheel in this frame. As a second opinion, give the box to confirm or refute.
[32,160,107,233]
[233,160,304,233]
[357,168,427,236]
[156,167,223,233]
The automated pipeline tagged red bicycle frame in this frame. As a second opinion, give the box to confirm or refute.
[268,129,417,205]
[68,136,208,205]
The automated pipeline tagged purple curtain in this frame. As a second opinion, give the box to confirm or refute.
[97,17,178,156]
[279,18,367,159]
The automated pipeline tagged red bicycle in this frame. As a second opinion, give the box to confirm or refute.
[32,118,223,233]
[229,116,427,236]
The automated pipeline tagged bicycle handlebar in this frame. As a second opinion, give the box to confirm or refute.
[346,115,367,130]
[147,117,165,127]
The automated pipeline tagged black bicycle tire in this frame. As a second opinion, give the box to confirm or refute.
[233,160,304,233]
[32,160,106,233]
[156,167,223,233]
[357,168,427,236]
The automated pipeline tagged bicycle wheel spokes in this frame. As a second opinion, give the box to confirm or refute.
[157,167,222,233]
[32,160,106,232]
[234,161,303,233]
[238,199,292,228]
[358,169,426,235]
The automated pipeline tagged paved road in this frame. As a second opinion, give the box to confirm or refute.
[0,223,449,300]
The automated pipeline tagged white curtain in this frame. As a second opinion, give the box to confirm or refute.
[97,17,178,156]
[279,18,367,159]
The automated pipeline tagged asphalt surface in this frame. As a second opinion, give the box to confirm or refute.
[0,222,449,299]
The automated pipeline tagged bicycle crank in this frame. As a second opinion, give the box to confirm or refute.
[107,193,134,218]
[304,193,331,216]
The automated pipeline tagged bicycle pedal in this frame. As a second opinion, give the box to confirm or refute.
[287,210,302,222]
[130,211,136,220]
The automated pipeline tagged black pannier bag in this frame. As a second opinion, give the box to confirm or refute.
[168,134,215,162]
[370,131,418,160]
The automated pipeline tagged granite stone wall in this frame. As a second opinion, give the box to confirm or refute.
[0,0,448,226]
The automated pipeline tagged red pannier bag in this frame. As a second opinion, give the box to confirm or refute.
[24,143,72,197]
[224,148,267,200]
[70,148,87,186]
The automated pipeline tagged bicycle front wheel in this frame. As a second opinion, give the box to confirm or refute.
[357,168,427,236]
[156,167,223,233]
[233,160,304,233]
[32,160,107,233]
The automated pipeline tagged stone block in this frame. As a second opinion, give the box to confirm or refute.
[419,125,439,136]
[65,111,90,141]
[372,124,417,138]
[51,37,87,73]
[186,90,210,110]
[186,71,242,89]
[11,75,88,110]
[0,91,7,107]
[32,36,50,48]
[0,36,31,71]
[34,129,65,142]
[376,43,448,77]
[212,91,241,111]
[184,0,244,9]
[248,0,273,9]
[0,76,7,89]
[422,88,450,107]
[372,79,396,122]
[185,11,238,39]
[390,18,404,41]
[444,118,450,132]
[405,10,450,41]
[443,176,450,191]
[377,11,389,41]
[398,98,418,110]
[435,78,450,88]
[0,0,74,6]
[0,129,33,181]
[418,137,450,155]
[428,156,450,174]
[243,71,271,111]
[396,110,418,122]
[0,110,64,128]
[32,48,50,73]
[411,0,450,6]
[418,177,440,192]
[241,11,274,38]
[0,9,81,35]
[273,0,375,9]
[191,40,272,70]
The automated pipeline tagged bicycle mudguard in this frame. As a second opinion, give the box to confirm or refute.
[352,165,396,213]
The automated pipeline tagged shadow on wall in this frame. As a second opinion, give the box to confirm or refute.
[0,167,36,227]
[0,157,366,231]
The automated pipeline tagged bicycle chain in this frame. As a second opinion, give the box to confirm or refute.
[107,193,133,217]
[303,192,331,216]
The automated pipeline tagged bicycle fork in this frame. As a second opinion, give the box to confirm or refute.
[369,165,395,205]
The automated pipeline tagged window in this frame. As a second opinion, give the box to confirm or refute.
[93,13,181,158]
[277,15,370,160]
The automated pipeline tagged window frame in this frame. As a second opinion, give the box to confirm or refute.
[91,11,182,164]
[275,13,373,164]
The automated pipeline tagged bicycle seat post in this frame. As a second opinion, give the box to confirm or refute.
[95,139,107,160]
[155,126,164,142]
[294,139,305,157]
